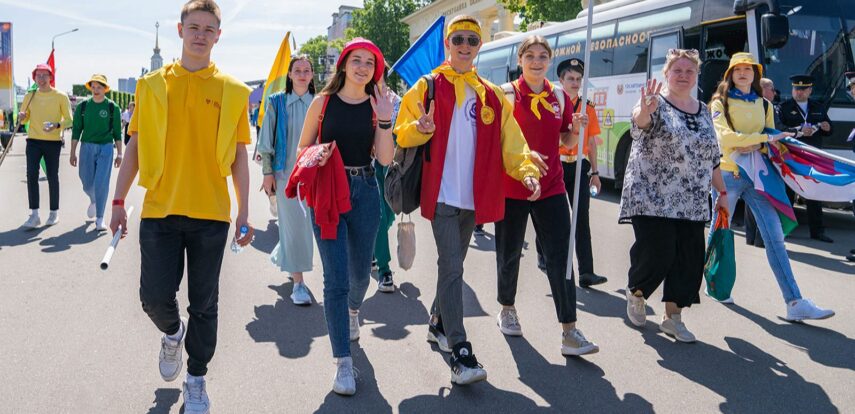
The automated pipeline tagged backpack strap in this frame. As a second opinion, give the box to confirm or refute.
[420,74,435,162]
[500,81,518,109]
[551,83,565,115]
[317,95,331,145]
[80,99,88,130]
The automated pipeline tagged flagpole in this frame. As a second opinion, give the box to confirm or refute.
[567,0,596,281]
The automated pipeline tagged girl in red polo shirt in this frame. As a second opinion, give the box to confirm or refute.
[495,35,599,356]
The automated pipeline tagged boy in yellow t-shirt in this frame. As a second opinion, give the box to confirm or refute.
[108,2,252,412]
[19,63,73,228]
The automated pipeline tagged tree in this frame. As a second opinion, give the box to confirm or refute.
[298,35,335,86]
[500,0,582,32]
[348,0,428,92]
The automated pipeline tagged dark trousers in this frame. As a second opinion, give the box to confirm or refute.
[628,216,704,308]
[786,188,825,237]
[496,195,577,323]
[139,216,229,377]
[25,139,61,210]
[535,159,594,275]
[744,203,764,246]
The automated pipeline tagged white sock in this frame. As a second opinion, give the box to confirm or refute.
[31,209,38,216]
[337,356,352,366]
[49,210,58,216]
[186,373,204,383]
[167,321,184,341]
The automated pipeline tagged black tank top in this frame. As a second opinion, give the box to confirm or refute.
[320,93,374,167]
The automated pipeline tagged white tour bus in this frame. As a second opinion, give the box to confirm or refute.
[477,0,855,188]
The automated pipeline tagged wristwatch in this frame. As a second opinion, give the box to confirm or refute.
[588,170,599,177]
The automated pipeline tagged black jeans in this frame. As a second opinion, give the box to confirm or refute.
[139,216,229,377]
[25,139,61,210]
[628,216,704,308]
[536,159,594,275]
[496,194,576,323]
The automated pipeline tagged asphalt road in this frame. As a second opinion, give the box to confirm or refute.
[0,135,853,413]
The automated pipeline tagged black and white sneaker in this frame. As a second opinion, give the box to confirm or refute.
[450,342,487,385]
[377,271,395,293]
[426,316,451,353]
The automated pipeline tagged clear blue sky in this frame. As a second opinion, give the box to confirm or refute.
[1,0,363,92]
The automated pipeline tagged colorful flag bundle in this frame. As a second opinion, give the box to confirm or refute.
[770,138,855,203]
[730,146,798,235]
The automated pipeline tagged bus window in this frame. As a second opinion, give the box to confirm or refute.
[477,45,513,84]
[700,21,748,103]
[613,7,693,75]
[553,23,616,78]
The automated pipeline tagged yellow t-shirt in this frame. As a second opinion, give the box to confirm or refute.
[21,88,73,141]
[129,63,250,222]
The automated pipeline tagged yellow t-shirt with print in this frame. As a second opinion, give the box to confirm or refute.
[129,63,250,222]
[21,88,73,141]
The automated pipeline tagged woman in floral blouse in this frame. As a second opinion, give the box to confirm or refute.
[619,49,727,343]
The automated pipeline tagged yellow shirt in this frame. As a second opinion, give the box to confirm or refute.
[129,63,250,222]
[21,88,73,141]
[710,97,774,173]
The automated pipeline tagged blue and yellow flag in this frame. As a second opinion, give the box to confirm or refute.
[258,32,291,127]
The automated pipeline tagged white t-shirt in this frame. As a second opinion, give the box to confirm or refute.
[438,86,477,210]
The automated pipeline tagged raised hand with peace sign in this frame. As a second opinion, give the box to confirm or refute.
[415,101,436,134]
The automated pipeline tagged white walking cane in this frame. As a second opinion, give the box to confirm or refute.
[567,0,596,281]
[100,205,135,270]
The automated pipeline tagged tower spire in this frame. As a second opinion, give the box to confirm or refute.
[150,21,163,71]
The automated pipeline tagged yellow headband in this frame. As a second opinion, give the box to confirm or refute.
[447,21,482,39]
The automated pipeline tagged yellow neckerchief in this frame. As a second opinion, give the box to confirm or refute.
[433,63,486,108]
[517,79,556,120]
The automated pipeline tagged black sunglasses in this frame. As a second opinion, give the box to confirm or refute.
[450,35,480,47]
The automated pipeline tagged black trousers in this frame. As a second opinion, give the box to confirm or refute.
[786,188,825,237]
[496,194,576,323]
[628,216,704,308]
[535,159,594,275]
[25,139,61,210]
[744,203,764,246]
[139,216,229,377]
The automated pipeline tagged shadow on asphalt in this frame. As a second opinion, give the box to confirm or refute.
[727,304,855,371]
[250,219,279,254]
[470,229,496,252]
[245,283,327,359]
[314,342,393,413]
[361,282,430,341]
[39,222,104,252]
[642,332,837,412]
[145,388,180,414]
[0,225,49,250]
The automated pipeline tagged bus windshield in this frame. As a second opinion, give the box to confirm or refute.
[764,1,855,106]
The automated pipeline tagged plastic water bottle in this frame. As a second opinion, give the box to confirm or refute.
[590,185,599,198]
[230,225,248,254]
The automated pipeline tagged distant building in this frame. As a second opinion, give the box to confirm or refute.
[402,0,517,44]
[151,22,163,72]
[322,5,361,82]
[118,78,137,94]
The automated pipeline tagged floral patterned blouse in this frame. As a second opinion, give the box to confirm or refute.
[619,95,721,223]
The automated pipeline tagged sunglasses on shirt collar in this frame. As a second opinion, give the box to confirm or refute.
[450,35,480,47]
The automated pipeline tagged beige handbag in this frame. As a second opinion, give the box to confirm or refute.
[397,215,416,270]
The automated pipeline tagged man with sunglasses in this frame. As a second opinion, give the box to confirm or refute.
[395,15,541,386]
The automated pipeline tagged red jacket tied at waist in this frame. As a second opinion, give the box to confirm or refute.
[285,144,351,239]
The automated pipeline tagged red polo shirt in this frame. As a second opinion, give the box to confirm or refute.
[503,78,571,201]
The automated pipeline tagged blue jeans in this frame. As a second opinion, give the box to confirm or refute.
[311,174,380,358]
[710,172,802,303]
[78,142,114,218]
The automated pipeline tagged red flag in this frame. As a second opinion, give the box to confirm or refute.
[46,49,55,87]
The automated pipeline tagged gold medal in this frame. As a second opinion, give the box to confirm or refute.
[481,106,495,125]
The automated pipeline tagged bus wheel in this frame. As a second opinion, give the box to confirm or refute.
[613,133,632,190]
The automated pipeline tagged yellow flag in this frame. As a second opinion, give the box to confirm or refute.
[258,32,291,127]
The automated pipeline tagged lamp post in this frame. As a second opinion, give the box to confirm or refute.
[51,28,79,50]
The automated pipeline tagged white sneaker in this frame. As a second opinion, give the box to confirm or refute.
[659,314,696,343]
[626,289,647,327]
[87,203,96,219]
[450,342,487,385]
[349,311,360,341]
[497,308,523,336]
[45,211,59,226]
[333,357,357,396]
[23,214,41,228]
[290,282,311,305]
[785,299,835,322]
[159,318,187,382]
[95,217,107,231]
[561,328,600,356]
[182,375,210,414]
[704,289,734,304]
[427,321,452,353]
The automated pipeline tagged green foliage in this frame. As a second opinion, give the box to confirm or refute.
[500,0,582,31]
[348,0,428,93]
[298,35,343,87]
[72,85,132,109]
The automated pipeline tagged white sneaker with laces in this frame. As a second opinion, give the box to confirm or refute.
[95,217,107,231]
[561,328,599,356]
[497,308,522,336]
[23,214,41,229]
[349,311,360,341]
[333,357,357,396]
[290,282,311,305]
[159,318,187,382]
[182,375,210,414]
[87,203,96,219]
[785,299,835,321]
[45,211,59,226]
[626,289,647,327]
[659,314,696,343]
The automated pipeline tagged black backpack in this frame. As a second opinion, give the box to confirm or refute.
[384,74,434,215]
